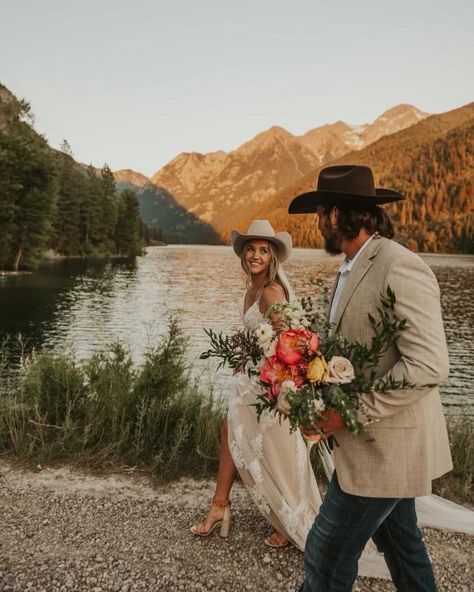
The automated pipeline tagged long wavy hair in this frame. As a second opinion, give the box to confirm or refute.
[321,204,395,239]
[239,240,288,298]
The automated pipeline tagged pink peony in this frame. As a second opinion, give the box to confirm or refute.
[276,329,320,366]
[260,355,306,401]
[260,356,293,386]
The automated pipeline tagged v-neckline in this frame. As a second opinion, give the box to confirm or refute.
[243,299,260,318]
[242,290,262,317]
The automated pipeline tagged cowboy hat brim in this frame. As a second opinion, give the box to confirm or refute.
[231,229,292,262]
[288,188,404,214]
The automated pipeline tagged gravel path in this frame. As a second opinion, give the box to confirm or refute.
[0,463,472,592]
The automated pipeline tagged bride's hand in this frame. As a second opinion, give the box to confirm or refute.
[269,313,285,334]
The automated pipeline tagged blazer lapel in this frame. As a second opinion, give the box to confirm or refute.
[330,237,385,334]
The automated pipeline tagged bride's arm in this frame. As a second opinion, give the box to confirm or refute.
[260,284,287,332]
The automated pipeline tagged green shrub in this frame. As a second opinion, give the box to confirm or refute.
[0,319,224,481]
[434,416,474,504]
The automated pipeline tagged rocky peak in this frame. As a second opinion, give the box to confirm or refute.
[362,104,429,145]
[113,169,151,187]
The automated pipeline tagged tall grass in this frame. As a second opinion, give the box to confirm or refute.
[1,328,472,504]
[433,416,474,505]
[0,318,225,481]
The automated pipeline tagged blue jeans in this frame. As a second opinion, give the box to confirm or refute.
[300,473,437,592]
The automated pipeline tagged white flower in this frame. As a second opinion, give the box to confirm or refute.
[286,308,307,328]
[263,339,277,358]
[256,322,275,343]
[276,391,291,415]
[281,380,297,393]
[312,398,326,413]
[276,380,297,415]
[326,356,355,384]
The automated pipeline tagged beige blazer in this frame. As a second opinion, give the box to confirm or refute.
[328,237,453,498]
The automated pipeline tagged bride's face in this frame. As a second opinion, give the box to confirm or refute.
[243,240,272,276]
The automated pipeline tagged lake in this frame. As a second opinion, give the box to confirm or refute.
[1,246,473,413]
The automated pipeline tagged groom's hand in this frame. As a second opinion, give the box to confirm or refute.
[300,409,345,441]
[299,425,323,442]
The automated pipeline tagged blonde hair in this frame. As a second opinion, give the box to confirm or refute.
[240,240,288,297]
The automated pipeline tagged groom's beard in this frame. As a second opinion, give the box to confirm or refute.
[323,229,343,256]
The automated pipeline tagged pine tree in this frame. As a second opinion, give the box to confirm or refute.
[0,99,57,270]
[115,189,142,257]
[51,141,84,255]
[81,165,104,253]
[100,164,118,249]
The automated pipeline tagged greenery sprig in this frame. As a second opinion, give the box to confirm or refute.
[254,286,415,436]
[199,328,263,375]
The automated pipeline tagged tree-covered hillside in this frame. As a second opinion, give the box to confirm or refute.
[0,85,148,271]
[224,103,474,253]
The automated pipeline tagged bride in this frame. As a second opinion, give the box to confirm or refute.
[191,219,474,579]
[191,219,320,549]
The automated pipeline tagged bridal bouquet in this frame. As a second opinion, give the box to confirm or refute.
[200,287,411,437]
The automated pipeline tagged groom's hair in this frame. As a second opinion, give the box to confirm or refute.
[322,204,395,240]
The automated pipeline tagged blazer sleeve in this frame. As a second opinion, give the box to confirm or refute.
[358,253,450,422]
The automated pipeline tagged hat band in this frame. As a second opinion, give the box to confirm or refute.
[317,181,376,197]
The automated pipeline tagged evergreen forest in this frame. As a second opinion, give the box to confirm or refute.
[0,85,153,271]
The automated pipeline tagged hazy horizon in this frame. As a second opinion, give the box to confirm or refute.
[2,0,473,176]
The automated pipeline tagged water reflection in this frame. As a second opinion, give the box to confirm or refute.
[0,247,472,413]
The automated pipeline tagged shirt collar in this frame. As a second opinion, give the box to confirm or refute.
[338,234,375,274]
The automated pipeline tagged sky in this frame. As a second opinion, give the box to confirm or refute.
[1,0,473,176]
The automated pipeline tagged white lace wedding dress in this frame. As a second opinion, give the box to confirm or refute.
[227,294,474,581]
[227,297,321,551]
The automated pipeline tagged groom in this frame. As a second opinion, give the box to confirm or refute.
[289,165,453,592]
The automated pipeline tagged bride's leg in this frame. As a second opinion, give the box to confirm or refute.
[214,417,238,500]
[191,418,237,535]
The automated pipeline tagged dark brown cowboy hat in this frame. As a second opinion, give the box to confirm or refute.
[288,165,404,213]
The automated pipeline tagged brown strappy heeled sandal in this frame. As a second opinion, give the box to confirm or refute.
[264,531,289,548]
[190,497,232,538]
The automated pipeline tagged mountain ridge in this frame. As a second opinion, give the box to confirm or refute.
[225,102,474,253]
[147,104,429,233]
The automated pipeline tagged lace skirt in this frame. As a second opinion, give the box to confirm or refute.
[227,371,322,551]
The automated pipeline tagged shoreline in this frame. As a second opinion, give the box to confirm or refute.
[0,462,472,592]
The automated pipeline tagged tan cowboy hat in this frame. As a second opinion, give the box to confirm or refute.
[231,220,292,262]
[288,165,404,213]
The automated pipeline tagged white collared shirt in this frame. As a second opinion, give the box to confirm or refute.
[329,235,375,325]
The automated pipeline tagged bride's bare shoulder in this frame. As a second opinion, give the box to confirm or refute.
[260,282,286,311]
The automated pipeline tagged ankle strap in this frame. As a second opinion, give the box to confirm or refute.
[212,496,231,508]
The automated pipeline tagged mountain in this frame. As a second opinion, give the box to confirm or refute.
[150,127,319,227]
[114,181,221,245]
[359,104,427,146]
[114,169,151,187]
[226,102,474,253]
[150,105,428,235]
[297,105,427,164]
[0,85,28,131]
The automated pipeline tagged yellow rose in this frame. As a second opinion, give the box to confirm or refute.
[307,357,328,383]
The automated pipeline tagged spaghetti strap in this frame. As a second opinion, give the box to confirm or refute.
[264,283,287,300]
